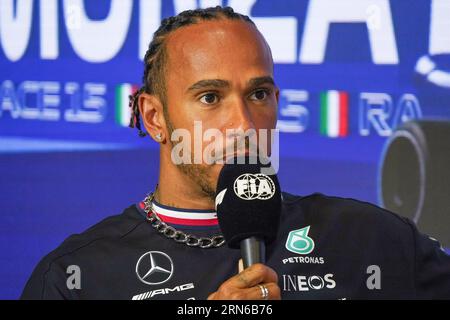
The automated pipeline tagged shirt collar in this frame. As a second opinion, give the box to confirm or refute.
[137,199,220,231]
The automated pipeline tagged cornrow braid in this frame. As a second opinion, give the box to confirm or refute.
[128,5,255,137]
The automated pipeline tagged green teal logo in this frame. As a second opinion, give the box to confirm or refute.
[285,226,315,255]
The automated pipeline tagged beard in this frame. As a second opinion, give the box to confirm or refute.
[176,162,219,200]
[175,138,259,201]
[164,112,219,201]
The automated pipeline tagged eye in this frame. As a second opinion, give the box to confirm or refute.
[199,93,219,105]
[250,89,271,101]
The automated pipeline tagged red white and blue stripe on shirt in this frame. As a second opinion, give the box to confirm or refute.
[136,200,220,231]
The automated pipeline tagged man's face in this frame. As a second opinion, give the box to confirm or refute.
[163,19,279,198]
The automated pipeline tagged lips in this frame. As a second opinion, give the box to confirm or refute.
[216,148,262,164]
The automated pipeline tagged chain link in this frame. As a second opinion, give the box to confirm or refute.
[143,192,226,249]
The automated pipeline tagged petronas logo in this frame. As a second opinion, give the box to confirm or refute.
[285,226,315,255]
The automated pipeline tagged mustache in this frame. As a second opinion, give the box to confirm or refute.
[209,137,268,163]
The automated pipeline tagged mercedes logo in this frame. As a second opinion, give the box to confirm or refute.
[135,251,174,285]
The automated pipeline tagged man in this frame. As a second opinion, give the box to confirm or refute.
[21,6,450,300]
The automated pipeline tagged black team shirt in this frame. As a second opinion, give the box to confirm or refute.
[21,192,450,299]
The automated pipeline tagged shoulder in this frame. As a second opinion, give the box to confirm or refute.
[280,191,418,268]
[282,191,409,222]
[21,205,145,299]
[281,191,415,238]
[47,204,145,259]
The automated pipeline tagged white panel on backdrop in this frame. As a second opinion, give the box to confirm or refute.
[139,0,162,59]
[63,0,133,62]
[300,0,398,64]
[0,0,33,62]
[40,0,58,59]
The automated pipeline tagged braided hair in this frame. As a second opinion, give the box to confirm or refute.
[128,6,255,137]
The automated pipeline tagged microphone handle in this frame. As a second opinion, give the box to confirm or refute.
[241,236,266,269]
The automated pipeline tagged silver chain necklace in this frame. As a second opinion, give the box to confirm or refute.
[142,192,226,249]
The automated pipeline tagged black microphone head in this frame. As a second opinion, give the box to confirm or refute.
[215,155,282,249]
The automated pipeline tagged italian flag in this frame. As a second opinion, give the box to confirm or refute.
[320,90,349,138]
[115,84,139,127]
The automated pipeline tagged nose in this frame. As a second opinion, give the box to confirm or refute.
[228,97,255,132]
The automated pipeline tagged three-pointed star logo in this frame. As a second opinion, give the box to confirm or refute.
[135,251,174,285]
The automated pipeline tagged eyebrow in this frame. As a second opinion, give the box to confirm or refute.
[248,76,275,88]
[186,76,276,93]
[187,79,229,92]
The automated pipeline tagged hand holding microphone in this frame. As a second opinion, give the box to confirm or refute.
[208,155,282,300]
[207,263,280,300]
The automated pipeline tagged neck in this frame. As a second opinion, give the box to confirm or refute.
[155,151,216,210]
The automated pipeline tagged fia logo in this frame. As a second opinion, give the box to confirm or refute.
[285,226,315,255]
[233,173,275,200]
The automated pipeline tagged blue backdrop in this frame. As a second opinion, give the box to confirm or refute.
[1,0,449,299]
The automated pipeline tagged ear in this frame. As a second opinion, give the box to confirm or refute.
[138,93,168,143]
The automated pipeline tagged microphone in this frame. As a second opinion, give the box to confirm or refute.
[215,155,282,269]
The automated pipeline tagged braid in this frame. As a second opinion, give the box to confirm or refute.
[129,6,255,137]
